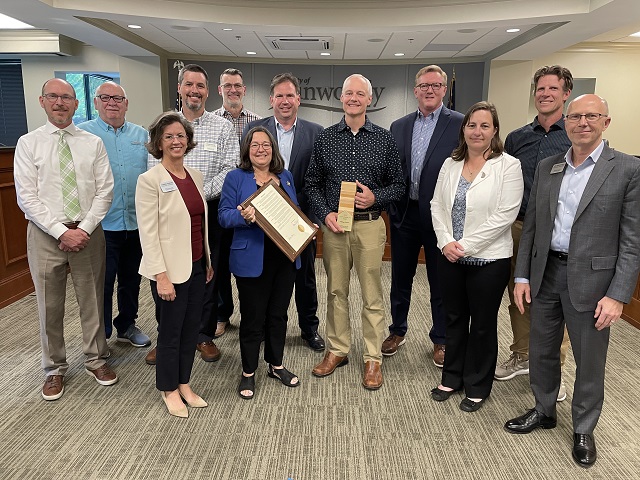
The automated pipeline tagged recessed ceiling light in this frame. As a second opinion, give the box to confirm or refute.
[368,38,385,43]
[171,25,192,31]
[320,52,331,56]
[457,29,477,34]
[631,31,640,37]
[394,53,405,57]
[223,28,233,31]
[247,51,257,55]
[0,13,35,28]
[506,28,520,33]
[128,24,142,29]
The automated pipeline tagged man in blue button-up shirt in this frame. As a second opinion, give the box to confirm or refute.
[79,82,151,348]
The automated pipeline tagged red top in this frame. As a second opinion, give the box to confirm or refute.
[168,170,204,262]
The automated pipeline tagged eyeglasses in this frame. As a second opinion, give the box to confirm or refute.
[96,94,126,103]
[250,142,272,150]
[416,83,444,92]
[221,83,244,90]
[162,134,187,141]
[42,93,76,103]
[565,113,608,122]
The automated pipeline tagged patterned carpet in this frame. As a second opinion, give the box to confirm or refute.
[0,260,638,479]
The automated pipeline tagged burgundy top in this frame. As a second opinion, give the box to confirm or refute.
[167,170,204,262]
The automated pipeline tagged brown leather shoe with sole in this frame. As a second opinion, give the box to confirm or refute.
[145,346,157,365]
[312,352,348,377]
[381,334,406,356]
[86,364,118,386]
[42,375,64,401]
[362,361,383,390]
[433,344,445,368]
[197,341,221,362]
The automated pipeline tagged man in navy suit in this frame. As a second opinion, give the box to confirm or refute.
[243,73,325,351]
[384,65,464,367]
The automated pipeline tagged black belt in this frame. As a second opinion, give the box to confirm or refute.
[353,211,381,221]
[549,250,568,261]
[64,221,80,229]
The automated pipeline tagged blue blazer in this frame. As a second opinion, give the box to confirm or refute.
[388,106,463,229]
[219,168,302,277]
[242,117,324,222]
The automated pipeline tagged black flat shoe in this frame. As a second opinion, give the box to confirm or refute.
[572,433,597,467]
[459,397,485,412]
[267,364,300,387]
[430,387,458,402]
[505,408,557,434]
[301,331,325,351]
[238,374,255,400]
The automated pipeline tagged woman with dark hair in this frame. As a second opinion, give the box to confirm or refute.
[430,102,523,412]
[219,126,301,400]
[136,111,213,417]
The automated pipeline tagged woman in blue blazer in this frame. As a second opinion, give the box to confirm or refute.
[219,126,301,400]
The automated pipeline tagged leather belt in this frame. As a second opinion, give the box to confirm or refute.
[63,221,80,229]
[353,211,381,221]
[549,250,568,261]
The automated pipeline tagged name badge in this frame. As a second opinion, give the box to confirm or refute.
[204,142,217,152]
[160,180,178,193]
[550,163,565,174]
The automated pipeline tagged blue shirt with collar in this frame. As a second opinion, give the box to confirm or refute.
[410,104,442,200]
[78,117,148,231]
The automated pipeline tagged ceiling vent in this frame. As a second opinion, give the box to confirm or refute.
[267,36,333,51]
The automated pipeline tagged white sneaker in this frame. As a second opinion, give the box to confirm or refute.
[557,376,567,402]
[494,352,529,380]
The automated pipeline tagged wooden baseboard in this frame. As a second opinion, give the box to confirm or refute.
[0,270,34,309]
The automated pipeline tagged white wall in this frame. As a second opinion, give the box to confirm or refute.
[489,50,640,155]
[21,46,162,130]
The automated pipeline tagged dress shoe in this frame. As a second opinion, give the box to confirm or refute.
[572,433,597,467]
[161,391,188,418]
[145,346,157,365]
[433,344,445,368]
[214,321,227,338]
[362,361,383,390]
[301,331,325,351]
[179,391,208,408]
[85,364,118,386]
[196,341,221,362]
[42,375,64,401]
[504,408,557,434]
[459,397,486,412]
[381,334,406,356]
[312,352,349,377]
[430,386,459,402]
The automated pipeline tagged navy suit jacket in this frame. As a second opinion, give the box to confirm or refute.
[242,117,323,222]
[218,168,301,278]
[388,106,463,229]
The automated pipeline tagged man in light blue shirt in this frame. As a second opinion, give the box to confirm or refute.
[79,82,151,348]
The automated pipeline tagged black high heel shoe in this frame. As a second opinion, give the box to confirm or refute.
[267,364,300,388]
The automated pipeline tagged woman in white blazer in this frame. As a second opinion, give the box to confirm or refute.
[430,102,523,412]
[136,112,213,418]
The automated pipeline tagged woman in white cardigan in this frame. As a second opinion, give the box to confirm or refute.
[430,102,523,412]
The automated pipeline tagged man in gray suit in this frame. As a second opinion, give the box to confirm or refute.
[504,94,640,467]
[243,72,325,351]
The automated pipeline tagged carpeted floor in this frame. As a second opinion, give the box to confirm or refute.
[0,260,638,479]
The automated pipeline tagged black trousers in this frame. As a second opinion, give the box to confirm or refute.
[235,243,296,374]
[294,239,320,336]
[438,256,510,398]
[152,259,206,391]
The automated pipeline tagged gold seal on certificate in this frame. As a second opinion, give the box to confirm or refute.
[337,181,357,231]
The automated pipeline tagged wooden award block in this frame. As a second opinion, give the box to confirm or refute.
[337,181,357,231]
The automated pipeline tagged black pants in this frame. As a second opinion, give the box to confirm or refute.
[152,259,206,391]
[438,256,510,398]
[294,239,320,336]
[235,242,296,374]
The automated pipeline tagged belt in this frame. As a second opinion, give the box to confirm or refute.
[549,250,568,261]
[63,221,80,229]
[353,211,381,221]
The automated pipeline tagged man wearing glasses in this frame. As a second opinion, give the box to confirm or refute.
[14,78,117,400]
[384,65,463,368]
[505,94,640,467]
[78,81,151,349]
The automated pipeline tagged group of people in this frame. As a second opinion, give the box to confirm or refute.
[13,61,640,467]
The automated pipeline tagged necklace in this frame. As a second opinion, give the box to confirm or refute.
[253,173,274,186]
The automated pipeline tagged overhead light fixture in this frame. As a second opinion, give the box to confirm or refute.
[368,38,385,43]
[394,53,405,57]
[631,31,640,37]
[506,28,520,33]
[320,52,331,56]
[247,51,257,55]
[128,24,142,29]
[0,13,35,29]
[223,28,233,31]
[457,29,477,34]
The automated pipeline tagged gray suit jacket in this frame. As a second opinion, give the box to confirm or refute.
[514,144,640,311]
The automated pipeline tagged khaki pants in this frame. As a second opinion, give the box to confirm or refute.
[322,217,387,363]
[508,220,570,365]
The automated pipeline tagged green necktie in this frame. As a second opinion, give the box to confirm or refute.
[57,130,82,221]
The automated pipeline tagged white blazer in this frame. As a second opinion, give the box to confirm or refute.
[136,164,211,284]
[431,152,523,260]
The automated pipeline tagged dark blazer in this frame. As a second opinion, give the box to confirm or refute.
[388,106,463,229]
[242,117,323,221]
[218,168,302,278]
[514,144,640,311]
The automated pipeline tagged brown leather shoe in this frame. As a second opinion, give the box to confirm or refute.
[85,364,118,386]
[42,375,64,401]
[433,344,445,368]
[381,334,406,356]
[197,341,221,362]
[145,346,157,365]
[362,361,383,390]
[312,352,348,377]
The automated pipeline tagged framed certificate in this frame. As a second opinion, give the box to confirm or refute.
[240,179,318,262]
